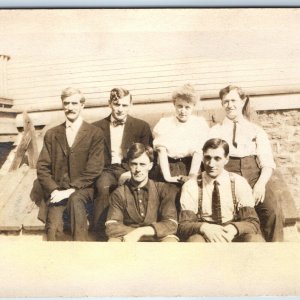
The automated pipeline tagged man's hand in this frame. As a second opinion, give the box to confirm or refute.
[164,175,190,184]
[200,223,231,243]
[118,171,131,186]
[123,226,155,242]
[223,224,238,242]
[50,189,75,204]
[253,181,266,205]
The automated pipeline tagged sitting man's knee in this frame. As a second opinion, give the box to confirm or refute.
[160,235,179,242]
[241,233,265,242]
[186,234,206,242]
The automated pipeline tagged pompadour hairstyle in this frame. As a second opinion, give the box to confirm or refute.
[109,87,132,103]
[172,83,198,105]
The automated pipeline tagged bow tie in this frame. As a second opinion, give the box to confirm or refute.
[112,119,125,127]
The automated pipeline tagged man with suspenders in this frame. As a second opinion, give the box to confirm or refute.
[178,138,265,242]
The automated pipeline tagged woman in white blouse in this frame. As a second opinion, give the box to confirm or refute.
[153,84,209,184]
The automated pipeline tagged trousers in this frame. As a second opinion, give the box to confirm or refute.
[225,156,284,242]
[46,188,94,241]
[94,165,127,235]
[186,233,265,242]
[108,234,179,242]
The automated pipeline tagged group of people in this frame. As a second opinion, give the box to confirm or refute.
[36,83,284,242]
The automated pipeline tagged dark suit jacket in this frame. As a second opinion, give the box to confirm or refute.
[37,121,104,222]
[93,115,153,168]
[106,180,178,239]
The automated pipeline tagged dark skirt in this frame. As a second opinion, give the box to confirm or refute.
[151,156,192,182]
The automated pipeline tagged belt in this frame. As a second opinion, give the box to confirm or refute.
[111,163,122,167]
[229,155,257,160]
[168,156,192,163]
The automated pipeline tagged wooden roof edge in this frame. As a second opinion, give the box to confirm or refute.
[13,90,300,114]
[0,107,19,114]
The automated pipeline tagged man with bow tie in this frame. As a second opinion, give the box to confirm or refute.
[209,85,284,242]
[178,138,264,242]
[93,88,153,238]
[37,87,104,241]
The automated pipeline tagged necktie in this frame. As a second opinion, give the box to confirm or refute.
[112,119,125,127]
[232,121,238,148]
[212,180,222,224]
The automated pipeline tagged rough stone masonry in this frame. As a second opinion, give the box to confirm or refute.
[257,109,300,214]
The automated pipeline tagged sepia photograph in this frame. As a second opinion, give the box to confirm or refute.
[0,8,300,297]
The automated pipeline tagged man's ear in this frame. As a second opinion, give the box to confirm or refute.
[148,162,154,171]
[224,155,229,165]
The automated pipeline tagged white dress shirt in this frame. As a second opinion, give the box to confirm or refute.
[209,116,276,169]
[153,115,209,159]
[65,116,83,147]
[110,116,126,164]
[180,170,255,223]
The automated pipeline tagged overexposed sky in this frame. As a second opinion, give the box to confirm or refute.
[0,9,300,61]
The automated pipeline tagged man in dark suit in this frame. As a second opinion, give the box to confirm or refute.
[105,143,178,242]
[37,87,104,241]
[93,88,153,236]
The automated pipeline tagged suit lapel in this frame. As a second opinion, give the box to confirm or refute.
[55,123,68,156]
[102,116,111,154]
[121,115,133,157]
[143,180,159,224]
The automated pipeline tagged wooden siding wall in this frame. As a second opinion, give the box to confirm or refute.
[7,55,300,112]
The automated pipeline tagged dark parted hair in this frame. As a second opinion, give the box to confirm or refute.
[126,143,154,162]
[61,87,86,104]
[109,87,132,103]
[172,83,197,105]
[202,138,230,157]
[219,85,248,101]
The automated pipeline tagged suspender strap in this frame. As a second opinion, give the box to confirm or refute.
[197,179,203,221]
[229,172,237,219]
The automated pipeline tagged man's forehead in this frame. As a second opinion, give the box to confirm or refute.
[222,89,242,100]
[111,94,131,105]
[63,93,82,102]
[130,153,150,163]
[203,147,226,157]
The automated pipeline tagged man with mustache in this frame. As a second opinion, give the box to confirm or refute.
[37,87,104,241]
[178,138,264,242]
[93,88,153,238]
[105,143,178,242]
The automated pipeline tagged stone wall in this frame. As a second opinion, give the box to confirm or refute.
[257,109,300,212]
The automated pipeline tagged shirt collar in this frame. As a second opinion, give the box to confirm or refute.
[128,179,149,192]
[203,169,229,185]
[66,116,83,130]
[110,114,127,125]
[223,116,247,125]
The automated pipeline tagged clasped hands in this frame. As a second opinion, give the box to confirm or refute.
[122,226,155,242]
[200,223,238,243]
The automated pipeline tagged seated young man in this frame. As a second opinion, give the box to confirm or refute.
[105,143,179,242]
[178,138,265,242]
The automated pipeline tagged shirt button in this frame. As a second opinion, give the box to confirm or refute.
[141,213,144,216]
[139,199,142,203]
